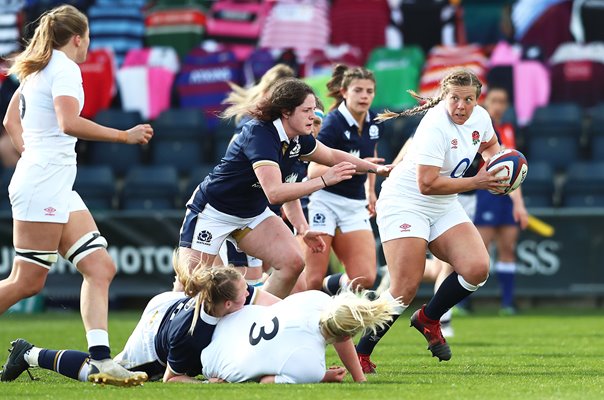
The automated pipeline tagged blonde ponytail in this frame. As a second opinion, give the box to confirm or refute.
[319,289,401,341]
[184,265,243,335]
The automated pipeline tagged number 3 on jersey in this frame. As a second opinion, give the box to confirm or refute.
[249,317,280,345]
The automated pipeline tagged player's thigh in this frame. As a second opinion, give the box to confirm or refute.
[58,210,115,276]
[238,216,303,267]
[477,225,496,247]
[58,210,99,251]
[13,220,63,250]
[430,222,489,280]
[10,221,62,288]
[332,229,376,277]
[176,246,214,271]
[382,237,427,299]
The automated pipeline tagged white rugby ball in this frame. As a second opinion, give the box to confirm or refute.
[486,149,528,195]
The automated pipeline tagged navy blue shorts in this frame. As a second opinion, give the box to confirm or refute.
[227,240,247,267]
[474,190,516,227]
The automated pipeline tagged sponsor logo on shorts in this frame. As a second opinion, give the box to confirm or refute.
[399,223,411,232]
[44,207,56,216]
[451,138,458,149]
[312,213,326,226]
[196,230,213,245]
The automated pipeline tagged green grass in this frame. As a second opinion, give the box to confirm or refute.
[1,307,604,400]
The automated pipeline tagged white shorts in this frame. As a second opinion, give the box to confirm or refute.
[458,193,477,222]
[184,203,276,255]
[220,240,263,268]
[307,190,371,235]
[377,198,471,243]
[114,291,186,369]
[9,159,86,223]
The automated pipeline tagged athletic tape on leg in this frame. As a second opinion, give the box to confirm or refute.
[457,273,488,292]
[15,248,58,269]
[64,231,108,267]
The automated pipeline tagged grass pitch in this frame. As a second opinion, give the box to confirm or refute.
[1,306,603,400]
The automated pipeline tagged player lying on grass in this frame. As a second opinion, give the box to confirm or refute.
[0,262,279,385]
[201,288,399,384]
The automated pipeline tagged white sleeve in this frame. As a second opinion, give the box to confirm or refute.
[481,108,496,143]
[483,123,495,143]
[414,121,447,168]
[51,61,82,100]
[273,347,325,384]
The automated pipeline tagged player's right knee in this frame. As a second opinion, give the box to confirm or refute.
[15,248,59,269]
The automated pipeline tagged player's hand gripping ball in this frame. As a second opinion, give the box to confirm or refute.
[486,149,528,195]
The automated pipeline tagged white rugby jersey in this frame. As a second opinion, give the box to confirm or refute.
[380,101,494,208]
[201,291,331,384]
[20,49,84,165]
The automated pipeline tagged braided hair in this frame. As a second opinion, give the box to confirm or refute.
[376,69,482,123]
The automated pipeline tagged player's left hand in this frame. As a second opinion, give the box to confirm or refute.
[374,164,393,177]
[364,157,392,177]
[301,230,328,253]
[321,366,347,383]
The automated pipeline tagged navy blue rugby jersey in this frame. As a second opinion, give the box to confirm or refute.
[195,118,317,218]
[317,102,383,200]
[290,159,310,210]
[154,284,256,376]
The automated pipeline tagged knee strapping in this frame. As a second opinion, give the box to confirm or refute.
[457,273,489,292]
[64,231,108,267]
[15,248,59,269]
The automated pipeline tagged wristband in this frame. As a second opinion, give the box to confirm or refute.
[320,176,327,187]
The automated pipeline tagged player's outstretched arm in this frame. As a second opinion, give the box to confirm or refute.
[54,96,153,144]
[332,337,366,382]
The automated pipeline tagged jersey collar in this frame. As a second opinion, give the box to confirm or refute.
[200,302,220,325]
[273,118,293,144]
[338,101,370,128]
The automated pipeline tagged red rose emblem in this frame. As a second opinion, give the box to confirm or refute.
[472,131,480,145]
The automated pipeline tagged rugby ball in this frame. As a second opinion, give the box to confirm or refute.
[486,149,528,195]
